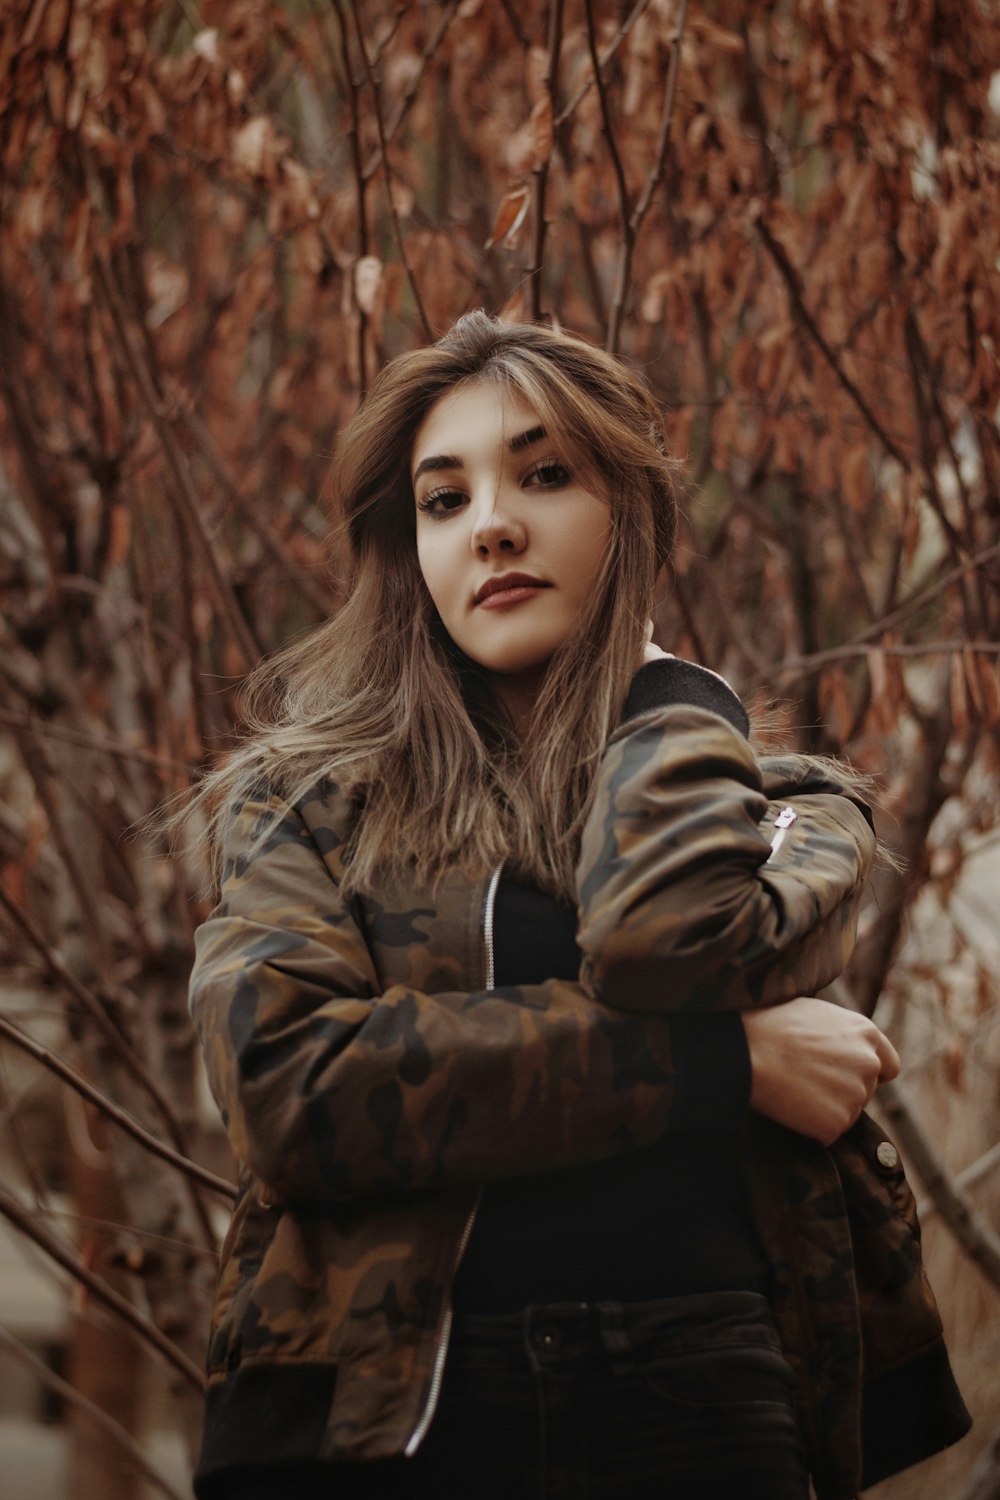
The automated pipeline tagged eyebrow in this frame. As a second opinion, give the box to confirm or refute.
[412,425,548,483]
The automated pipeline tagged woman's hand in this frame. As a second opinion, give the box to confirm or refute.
[743,998,900,1146]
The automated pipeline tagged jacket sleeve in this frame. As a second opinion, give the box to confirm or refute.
[575,703,876,1013]
[191,781,703,1203]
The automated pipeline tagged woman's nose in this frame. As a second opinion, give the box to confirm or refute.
[470,492,527,557]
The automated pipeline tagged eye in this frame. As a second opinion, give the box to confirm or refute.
[416,487,467,518]
[526,460,571,489]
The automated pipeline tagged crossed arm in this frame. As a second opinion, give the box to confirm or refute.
[191,695,898,1202]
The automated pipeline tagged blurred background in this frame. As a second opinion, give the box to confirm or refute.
[1,0,998,1494]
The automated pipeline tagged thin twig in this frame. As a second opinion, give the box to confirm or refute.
[8,722,116,990]
[583,0,630,248]
[0,1184,205,1392]
[349,0,432,340]
[331,0,371,394]
[180,409,334,618]
[0,888,219,1250]
[91,253,260,671]
[555,0,652,128]
[0,1013,234,1199]
[35,1205,221,1262]
[747,543,1000,689]
[760,638,1000,684]
[0,708,193,775]
[369,0,409,66]
[876,1079,1000,1292]
[903,308,982,637]
[739,20,780,199]
[606,0,690,352]
[361,0,464,180]
[753,214,908,468]
[917,1138,1000,1223]
[527,0,564,322]
[0,1326,190,1500]
[498,0,531,49]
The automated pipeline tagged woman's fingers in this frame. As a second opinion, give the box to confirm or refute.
[875,1028,901,1082]
[743,998,899,1146]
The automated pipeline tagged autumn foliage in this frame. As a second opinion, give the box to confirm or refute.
[1,1,999,1494]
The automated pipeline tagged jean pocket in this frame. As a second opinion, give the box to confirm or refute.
[634,1337,798,1413]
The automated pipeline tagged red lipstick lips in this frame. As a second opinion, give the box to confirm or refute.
[474,572,550,606]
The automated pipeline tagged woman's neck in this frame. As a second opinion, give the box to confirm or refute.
[487,668,546,741]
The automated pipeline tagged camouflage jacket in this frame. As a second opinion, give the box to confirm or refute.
[190,699,969,1499]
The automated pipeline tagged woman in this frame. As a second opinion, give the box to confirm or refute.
[186,313,969,1499]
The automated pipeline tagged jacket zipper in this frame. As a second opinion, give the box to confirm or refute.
[405,864,501,1456]
[481,864,502,991]
[767,805,797,861]
[404,1201,479,1455]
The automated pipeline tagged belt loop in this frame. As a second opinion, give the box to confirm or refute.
[598,1302,631,1363]
[522,1303,543,1375]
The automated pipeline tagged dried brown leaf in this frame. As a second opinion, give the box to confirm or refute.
[78,31,110,99]
[842,446,870,512]
[484,184,530,251]
[689,18,744,54]
[232,117,280,180]
[38,0,70,51]
[353,255,383,317]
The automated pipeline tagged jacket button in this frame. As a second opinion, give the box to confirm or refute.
[876,1141,900,1170]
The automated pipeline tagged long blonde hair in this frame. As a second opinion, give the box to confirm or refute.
[191,312,680,900]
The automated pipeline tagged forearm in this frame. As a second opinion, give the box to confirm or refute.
[192,928,745,1201]
[576,704,876,1013]
[191,782,749,1204]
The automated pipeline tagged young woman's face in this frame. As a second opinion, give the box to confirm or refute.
[411,380,610,698]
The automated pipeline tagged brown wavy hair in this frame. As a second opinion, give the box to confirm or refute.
[188,311,680,899]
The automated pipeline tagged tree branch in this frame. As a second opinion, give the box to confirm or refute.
[903,308,984,639]
[755,637,1000,688]
[179,409,334,619]
[527,0,564,322]
[8,722,117,989]
[606,0,690,352]
[583,0,631,298]
[917,1138,1000,1223]
[0,707,193,776]
[361,0,464,180]
[330,0,371,393]
[0,888,219,1250]
[349,0,432,340]
[0,1325,190,1500]
[747,541,1000,689]
[91,253,261,672]
[0,1184,205,1392]
[555,0,652,128]
[0,1012,234,1200]
[753,213,908,468]
[877,1078,1000,1292]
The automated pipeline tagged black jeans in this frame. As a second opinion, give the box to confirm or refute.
[211,1291,810,1500]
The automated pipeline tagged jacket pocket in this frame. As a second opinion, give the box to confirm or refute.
[832,1113,944,1375]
